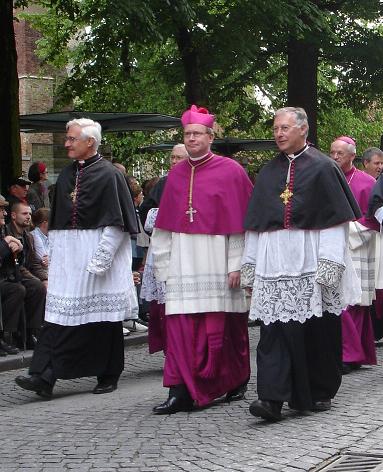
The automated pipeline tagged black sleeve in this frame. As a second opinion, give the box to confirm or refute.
[0,240,12,264]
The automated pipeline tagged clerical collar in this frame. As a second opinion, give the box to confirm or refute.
[189,151,212,163]
[75,153,101,169]
[286,144,308,159]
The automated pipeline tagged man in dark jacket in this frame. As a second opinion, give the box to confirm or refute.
[5,202,46,349]
[0,195,25,355]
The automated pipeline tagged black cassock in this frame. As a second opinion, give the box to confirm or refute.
[30,155,138,386]
[246,146,360,410]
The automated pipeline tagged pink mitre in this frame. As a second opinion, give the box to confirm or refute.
[336,135,356,147]
[181,104,215,128]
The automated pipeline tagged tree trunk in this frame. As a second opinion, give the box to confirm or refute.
[0,0,22,190]
[174,26,205,105]
[287,38,318,146]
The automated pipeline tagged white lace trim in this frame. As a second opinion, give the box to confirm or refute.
[141,263,166,303]
[144,208,159,233]
[86,246,113,275]
[249,272,346,324]
[315,258,345,288]
[45,291,132,325]
[241,263,255,288]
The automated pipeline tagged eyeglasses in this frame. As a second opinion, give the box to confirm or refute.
[64,136,82,144]
[183,131,209,138]
[272,125,297,133]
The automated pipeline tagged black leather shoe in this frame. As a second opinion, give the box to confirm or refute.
[93,383,117,394]
[225,383,247,402]
[0,339,19,355]
[311,399,331,411]
[249,399,282,422]
[153,396,194,415]
[15,375,53,399]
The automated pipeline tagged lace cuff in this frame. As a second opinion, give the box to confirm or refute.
[144,208,159,233]
[240,263,256,288]
[315,258,345,288]
[86,246,113,276]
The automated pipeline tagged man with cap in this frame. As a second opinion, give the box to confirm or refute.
[0,195,25,355]
[15,118,138,399]
[242,108,361,422]
[150,105,253,414]
[6,177,30,223]
[330,136,379,373]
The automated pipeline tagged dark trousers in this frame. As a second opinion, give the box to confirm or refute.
[0,278,45,333]
[30,321,124,386]
[256,312,342,410]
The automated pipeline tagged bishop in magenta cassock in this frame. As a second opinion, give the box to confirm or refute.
[150,105,253,414]
[330,136,378,374]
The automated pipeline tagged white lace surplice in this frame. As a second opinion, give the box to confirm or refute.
[140,208,166,304]
[242,225,361,324]
[151,229,248,315]
[45,227,138,326]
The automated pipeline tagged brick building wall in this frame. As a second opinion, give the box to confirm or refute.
[14,5,55,176]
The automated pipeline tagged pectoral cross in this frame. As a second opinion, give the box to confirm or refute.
[70,188,78,203]
[186,206,197,222]
[280,186,293,205]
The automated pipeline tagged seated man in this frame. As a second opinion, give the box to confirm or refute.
[6,202,47,348]
[0,195,25,355]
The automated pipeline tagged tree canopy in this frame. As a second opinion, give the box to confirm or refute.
[14,0,383,175]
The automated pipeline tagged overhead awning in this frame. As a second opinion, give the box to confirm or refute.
[20,111,181,133]
[140,138,278,156]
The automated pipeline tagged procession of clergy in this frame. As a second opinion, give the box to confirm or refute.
[13,104,383,423]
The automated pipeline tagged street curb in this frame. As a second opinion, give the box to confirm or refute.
[0,333,148,373]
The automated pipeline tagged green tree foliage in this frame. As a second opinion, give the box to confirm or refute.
[20,0,383,176]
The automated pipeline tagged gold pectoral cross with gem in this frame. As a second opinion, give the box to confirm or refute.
[280,185,293,205]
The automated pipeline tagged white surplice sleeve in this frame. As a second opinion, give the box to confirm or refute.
[151,228,172,282]
[315,224,347,288]
[227,233,245,273]
[240,230,258,288]
[86,226,125,276]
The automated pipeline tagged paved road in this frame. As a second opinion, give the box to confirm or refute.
[1,326,383,472]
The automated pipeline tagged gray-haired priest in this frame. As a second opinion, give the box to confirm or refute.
[15,118,138,399]
[241,107,361,421]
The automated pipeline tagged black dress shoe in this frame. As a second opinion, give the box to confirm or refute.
[0,339,19,355]
[153,396,194,415]
[225,383,247,402]
[311,399,331,411]
[15,375,53,399]
[93,383,117,394]
[249,399,282,422]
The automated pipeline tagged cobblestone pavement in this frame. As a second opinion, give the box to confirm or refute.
[1,326,383,471]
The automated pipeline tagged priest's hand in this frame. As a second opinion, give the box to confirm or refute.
[228,270,240,288]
